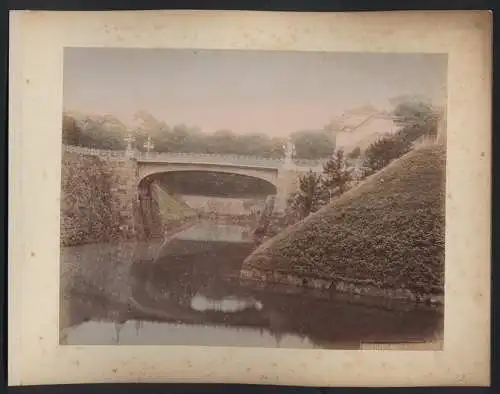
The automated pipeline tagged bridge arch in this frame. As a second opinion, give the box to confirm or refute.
[137,162,279,189]
[136,163,280,238]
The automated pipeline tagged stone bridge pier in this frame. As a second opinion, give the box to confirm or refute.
[137,179,164,239]
[274,169,300,213]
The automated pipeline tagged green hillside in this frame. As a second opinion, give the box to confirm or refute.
[242,144,446,296]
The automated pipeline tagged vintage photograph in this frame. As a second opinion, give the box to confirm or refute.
[59,47,447,349]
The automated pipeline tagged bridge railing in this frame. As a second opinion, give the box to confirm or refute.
[63,145,127,160]
[62,144,329,168]
[142,151,284,161]
[138,151,329,168]
[139,151,287,168]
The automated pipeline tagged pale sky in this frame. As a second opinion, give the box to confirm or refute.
[63,48,447,136]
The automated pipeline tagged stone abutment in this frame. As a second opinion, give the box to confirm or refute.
[61,147,154,246]
[60,145,312,246]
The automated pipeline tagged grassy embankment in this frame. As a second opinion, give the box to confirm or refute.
[150,183,199,231]
[241,144,445,302]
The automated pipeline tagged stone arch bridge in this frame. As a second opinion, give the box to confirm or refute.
[60,145,326,244]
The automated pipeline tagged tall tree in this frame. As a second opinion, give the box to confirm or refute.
[360,96,443,178]
[360,135,409,178]
[133,111,169,152]
[287,170,329,219]
[75,114,127,150]
[207,129,238,154]
[322,149,354,199]
[390,95,441,137]
[269,137,286,158]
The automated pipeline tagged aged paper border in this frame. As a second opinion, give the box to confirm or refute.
[8,10,492,387]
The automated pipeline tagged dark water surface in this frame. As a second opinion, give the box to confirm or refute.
[60,220,444,349]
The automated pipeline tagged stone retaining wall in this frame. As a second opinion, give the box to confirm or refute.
[60,148,139,246]
[240,268,444,306]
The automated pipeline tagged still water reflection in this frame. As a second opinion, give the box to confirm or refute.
[63,320,315,347]
[61,220,444,349]
[174,222,253,243]
[190,294,263,313]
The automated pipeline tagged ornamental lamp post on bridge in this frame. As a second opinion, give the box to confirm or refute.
[144,136,155,157]
[282,138,296,170]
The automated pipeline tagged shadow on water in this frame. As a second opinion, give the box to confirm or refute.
[60,220,444,349]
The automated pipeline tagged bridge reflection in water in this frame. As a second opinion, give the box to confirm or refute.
[60,220,443,349]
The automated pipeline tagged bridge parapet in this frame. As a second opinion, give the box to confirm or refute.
[63,145,127,161]
[139,151,284,169]
[62,145,329,169]
[138,152,329,169]
[142,151,283,162]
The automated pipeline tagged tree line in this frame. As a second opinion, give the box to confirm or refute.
[62,96,441,162]
[62,111,336,159]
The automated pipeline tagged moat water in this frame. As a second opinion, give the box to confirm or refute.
[60,220,444,349]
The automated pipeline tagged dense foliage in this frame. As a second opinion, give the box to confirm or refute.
[62,114,127,150]
[361,98,441,177]
[322,149,354,198]
[289,129,335,159]
[243,145,446,295]
[281,149,356,226]
[360,134,410,178]
[391,96,442,129]
[62,96,440,162]
[62,111,337,159]
[286,171,330,220]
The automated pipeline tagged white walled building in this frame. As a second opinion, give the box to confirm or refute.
[332,104,399,154]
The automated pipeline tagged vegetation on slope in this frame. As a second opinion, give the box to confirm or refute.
[151,183,197,222]
[242,144,446,295]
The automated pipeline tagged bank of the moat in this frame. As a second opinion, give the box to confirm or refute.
[240,268,444,307]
